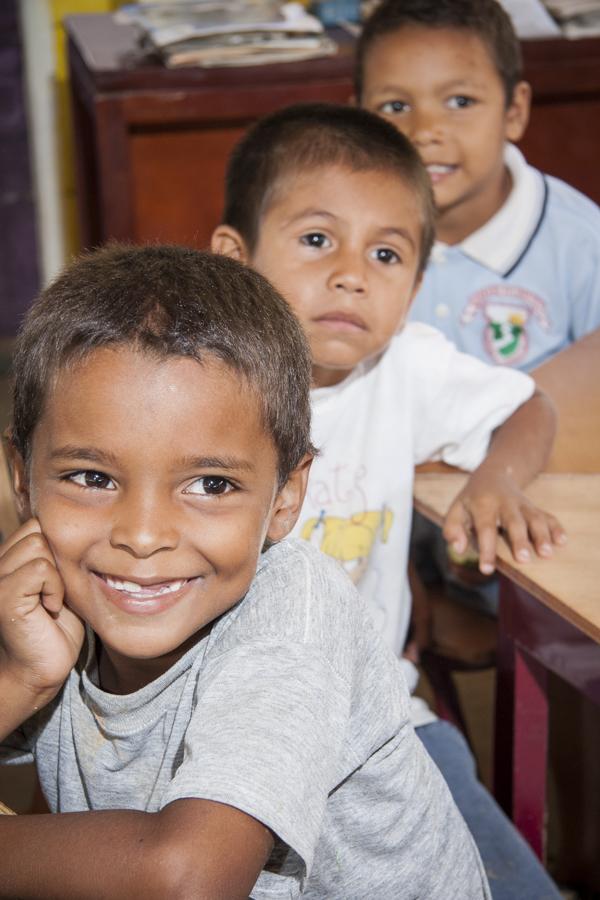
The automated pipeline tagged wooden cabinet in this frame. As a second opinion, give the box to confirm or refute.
[66,14,355,250]
[66,14,600,252]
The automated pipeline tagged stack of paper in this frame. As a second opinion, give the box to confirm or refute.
[498,0,561,38]
[116,1,337,68]
[543,0,600,37]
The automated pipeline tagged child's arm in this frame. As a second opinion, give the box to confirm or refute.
[443,390,566,575]
[0,519,85,740]
[0,798,273,899]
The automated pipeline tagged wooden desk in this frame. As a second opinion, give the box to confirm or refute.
[414,473,600,857]
[414,473,600,642]
[532,327,600,474]
[66,14,600,251]
[414,329,600,858]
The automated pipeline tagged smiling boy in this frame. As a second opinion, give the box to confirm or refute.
[0,245,493,899]
[213,103,563,896]
[357,0,600,370]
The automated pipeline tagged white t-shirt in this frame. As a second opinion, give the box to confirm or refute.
[292,322,534,677]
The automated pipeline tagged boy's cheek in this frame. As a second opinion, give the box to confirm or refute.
[31,499,87,563]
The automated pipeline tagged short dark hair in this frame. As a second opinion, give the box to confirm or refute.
[222,102,435,273]
[356,0,522,105]
[12,244,314,485]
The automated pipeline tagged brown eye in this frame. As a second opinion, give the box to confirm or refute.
[69,470,116,490]
[185,476,232,496]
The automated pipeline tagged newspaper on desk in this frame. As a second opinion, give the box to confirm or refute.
[544,0,600,36]
[116,1,337,67]
[499,0,561,37]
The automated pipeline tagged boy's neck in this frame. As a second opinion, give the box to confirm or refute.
[435,166,513,246]
[97,629,208,695]
[312,365,350,389]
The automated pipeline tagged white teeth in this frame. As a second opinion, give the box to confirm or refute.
[427,164,454,174]
[104,576,187,596]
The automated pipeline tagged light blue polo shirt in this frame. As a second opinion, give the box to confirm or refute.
[409,144,600,371]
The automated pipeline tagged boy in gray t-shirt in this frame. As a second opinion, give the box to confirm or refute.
[0,245,490,898]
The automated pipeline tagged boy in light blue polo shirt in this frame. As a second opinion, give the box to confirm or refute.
[357,0,600,371]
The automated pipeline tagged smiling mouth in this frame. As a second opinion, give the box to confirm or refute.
[425,164,457,184]
[97,573,191,599]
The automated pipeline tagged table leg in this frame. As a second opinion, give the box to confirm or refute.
[494,578,549,860]
[513,646,548,858]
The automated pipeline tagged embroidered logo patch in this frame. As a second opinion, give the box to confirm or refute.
[461,285,550,364]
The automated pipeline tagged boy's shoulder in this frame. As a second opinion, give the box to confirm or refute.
[212,540,368,661]
[544,170,600,233]
[381,321,457,365]
[513,143,600,237]
[383,321,500,374]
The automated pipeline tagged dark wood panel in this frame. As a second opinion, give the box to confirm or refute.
[520,100,600,202]
[130,126,248,247]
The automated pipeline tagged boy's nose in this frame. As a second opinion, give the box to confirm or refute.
[328,254,367,294]
[109,493,179,558]
[409,109,442,147]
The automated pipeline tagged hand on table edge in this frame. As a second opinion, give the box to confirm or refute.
[442,390,567,575]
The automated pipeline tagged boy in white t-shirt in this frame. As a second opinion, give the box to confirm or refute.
[213,102,564,898]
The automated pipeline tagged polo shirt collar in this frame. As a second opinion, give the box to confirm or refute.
[432,143,548,277]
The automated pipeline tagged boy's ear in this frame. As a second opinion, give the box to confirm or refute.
[505,81,531,143]
[266,454,313,544]
[4,431,32,522]
[210,225,250,263]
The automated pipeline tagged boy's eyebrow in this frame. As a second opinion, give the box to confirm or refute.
[177,454,255,473]
[380,227,417,250]
[370,76,486,95]
[49,447,255,472]
[282,207,336,227]
[50,446,119,466]
[283,208,416,248]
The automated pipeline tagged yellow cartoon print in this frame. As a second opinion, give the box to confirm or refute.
[301,507,393,584]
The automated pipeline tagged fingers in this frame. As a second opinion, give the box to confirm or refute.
[475,514,502,575]
[0,520,64,615]
[0,557,65,618]
[547,513,567,548]
[443,488,568,574]
[506,506,566,560]
[0,518,44,559]
[442,500,472,556]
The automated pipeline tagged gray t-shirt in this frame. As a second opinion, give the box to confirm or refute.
[1,541,490,899]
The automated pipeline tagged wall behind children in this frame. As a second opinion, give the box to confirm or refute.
[18,0,122,298]
[1,0,38,338]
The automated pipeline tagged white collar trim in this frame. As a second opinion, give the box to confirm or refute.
[434,144,547,276]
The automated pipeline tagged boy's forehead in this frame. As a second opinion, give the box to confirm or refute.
[265,162,419,219]
[38,347,269,450]
[363,25,500,91]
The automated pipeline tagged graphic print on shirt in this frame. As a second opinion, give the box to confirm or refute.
[461,285,550,365]
[301,506,394,586]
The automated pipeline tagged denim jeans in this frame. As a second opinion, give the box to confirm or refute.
[417,720,561,900]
